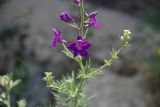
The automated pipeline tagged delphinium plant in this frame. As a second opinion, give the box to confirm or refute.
[0,73,26,107]
[43,0,131,107]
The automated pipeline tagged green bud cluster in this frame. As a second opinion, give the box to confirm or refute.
[120,30,131,48]
[0,74,26,107]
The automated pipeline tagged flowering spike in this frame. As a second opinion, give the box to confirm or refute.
[50,28,67,47]
[67,36,91,58]
[59,11,74,23]
[45,0,132,106]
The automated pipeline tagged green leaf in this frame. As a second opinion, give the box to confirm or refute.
[109,47,119,60]
[104,59,112,66]
[78,60,100,79]
[17,99,26,107]
[62,50,74,59]
[10,79,21,89]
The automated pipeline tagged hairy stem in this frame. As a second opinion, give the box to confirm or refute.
[73,59,84,107]
[73,78,85,107]
[73,0,85,107]
[79,0,84,36]
[93,48,122,74]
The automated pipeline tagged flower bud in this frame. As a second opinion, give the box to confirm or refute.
[59,11,74,23]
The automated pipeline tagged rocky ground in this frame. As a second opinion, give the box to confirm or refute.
[86,71,152,107]
[0,0,160,107]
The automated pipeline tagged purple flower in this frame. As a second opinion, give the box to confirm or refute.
[59,11,74,23]
[86,11,103,28]
[67,36,91,58]
[75,0,80,4]
[50,28,66,47]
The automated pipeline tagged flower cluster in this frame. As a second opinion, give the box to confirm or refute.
[44,0,131,107]
[67,36,91,58]
[49,0,102,58]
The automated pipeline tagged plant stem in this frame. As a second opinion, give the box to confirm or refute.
[73,59,84,107]
[6,85,11,107]
[73,0,85,107]
[73,96,78,107]
[79,0,84,36]
[93,48,122,74]
[73,78,85,107]
[94,64,108,73]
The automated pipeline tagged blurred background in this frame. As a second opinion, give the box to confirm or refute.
[0,0,160,107]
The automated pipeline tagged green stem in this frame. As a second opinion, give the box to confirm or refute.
[94,64,108,73]
[78,79,85,93]
[7,94,11,107]
[79,57,84,70]
[83,28,88,40]
[6,84,11,107]
[93,47,122,74]
[73,58,84,107]
[73,0,85,107]
[73,78,85,107]
[73,96,77,107]
[79,0,84,36]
